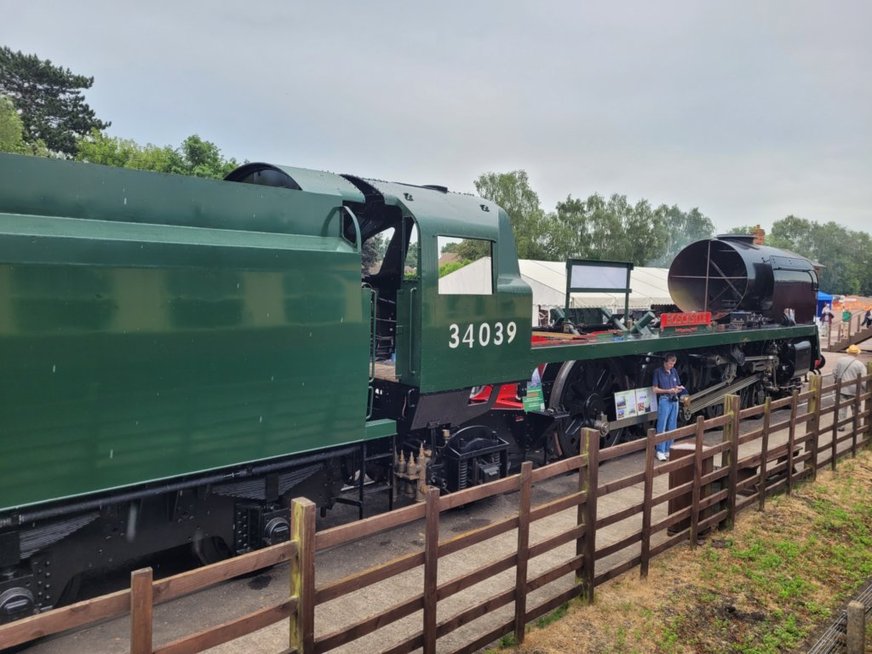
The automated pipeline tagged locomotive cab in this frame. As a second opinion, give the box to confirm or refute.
[342,177,535,493]
[343,176,533,393]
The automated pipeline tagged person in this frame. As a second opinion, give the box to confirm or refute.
[821,304,834,325]
[820,303,834,337]
[863,307,872,329]
[833,344,866,431]
[840,306,853,340]
[653,353,685,461]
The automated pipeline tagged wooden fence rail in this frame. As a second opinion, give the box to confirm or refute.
[1,366,870,653]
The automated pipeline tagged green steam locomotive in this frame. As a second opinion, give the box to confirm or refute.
[0,154,820,620]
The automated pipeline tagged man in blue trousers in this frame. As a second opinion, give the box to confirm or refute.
[653,353,685,461]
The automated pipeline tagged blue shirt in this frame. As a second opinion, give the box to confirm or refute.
[653,366,681,391]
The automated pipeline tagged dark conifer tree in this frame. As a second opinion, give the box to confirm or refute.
[0,46,110,156]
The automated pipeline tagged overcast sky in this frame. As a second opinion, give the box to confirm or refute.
[4,1,870,233]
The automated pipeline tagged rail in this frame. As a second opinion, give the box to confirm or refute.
[1,367,870,653]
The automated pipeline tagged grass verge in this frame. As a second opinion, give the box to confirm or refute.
[490,447,872,654]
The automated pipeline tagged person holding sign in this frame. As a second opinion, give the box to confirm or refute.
[653,353,686,461]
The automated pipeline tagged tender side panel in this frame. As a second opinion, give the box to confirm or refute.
[0,216,367,511]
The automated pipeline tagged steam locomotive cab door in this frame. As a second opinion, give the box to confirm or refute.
[394,220,421,382]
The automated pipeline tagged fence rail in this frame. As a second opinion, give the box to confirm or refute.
[2,368,870,654]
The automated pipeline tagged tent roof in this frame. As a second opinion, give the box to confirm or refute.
[438,258,674,310]
[519,260,672,309]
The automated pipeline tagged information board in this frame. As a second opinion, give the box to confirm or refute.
[614,386,656,419]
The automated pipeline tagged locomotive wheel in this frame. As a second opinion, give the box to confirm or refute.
[548,359,629,451]
[192,534,232,566]
[704,402,724,419]
[738,381,766,410]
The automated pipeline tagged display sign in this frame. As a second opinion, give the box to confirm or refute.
[660,311,712,328]
[614,387,656,419]
[523,383,545,413]
[568,263,631,291]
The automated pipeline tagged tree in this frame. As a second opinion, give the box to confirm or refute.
[179,135,238,179]
[77,131,238,179]
[76,130,179,171]
[648,206,715,266]
[724,224,758,235]
[361,234,389,274]
[0,95,49,156]
[0,47,109,156]
[474,171,551,259]
[766,215,872,295]
[545,193,670,266]
[0,95,27,153]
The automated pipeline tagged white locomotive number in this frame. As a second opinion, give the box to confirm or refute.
[448,321,517,349]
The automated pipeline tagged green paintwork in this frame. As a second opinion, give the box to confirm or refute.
[364,180,533,393]
[0,153,820,513]
[0,154,370,511]
[526,324,819,367]
[364,418,397,439]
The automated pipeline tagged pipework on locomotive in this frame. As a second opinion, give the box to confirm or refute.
[0,154,822,621]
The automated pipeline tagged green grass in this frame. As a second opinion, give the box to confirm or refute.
[492,450,872,654]
[653,468,872,653]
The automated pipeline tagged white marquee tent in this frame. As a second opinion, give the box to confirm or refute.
[438,258,674,324]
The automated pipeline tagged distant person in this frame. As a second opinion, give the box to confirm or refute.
[863,308,872,329]
[841,306,853,339]
[833,344,866,431]
[821,304,834,325]
[653,353,685,461]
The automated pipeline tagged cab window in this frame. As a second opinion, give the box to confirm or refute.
[437,236,493,295]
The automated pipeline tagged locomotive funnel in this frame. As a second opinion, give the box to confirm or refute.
[668,235,818,323]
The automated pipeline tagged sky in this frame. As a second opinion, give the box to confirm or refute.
[3,1,871,234]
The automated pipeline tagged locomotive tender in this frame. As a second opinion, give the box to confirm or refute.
[0,153,821,621]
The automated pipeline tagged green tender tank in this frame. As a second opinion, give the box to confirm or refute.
[0,154,369,511]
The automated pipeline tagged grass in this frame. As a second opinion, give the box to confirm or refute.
[488,447,872,654]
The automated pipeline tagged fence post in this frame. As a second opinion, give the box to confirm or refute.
[130,568,153,654]
[806,374,821,481]
[852,375,861,457]
[578,428,598,603]
[865,363,872,444]
[640,427,655,577]
[832,377,842,471]
[689,417,705,547]
[289,498,316,654]
[423,487,440,654]
[757,397,771,510]
[787,390,798,494]
[846,600,866,654]
[722,394,740,529]
[514,462,533,644]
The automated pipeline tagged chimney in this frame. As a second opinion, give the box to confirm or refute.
[753,225,765,245]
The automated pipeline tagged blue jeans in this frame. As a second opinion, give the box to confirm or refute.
[656,395,679,454]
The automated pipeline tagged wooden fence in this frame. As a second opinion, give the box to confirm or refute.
[1,368,870,654]
[823,308,870,350]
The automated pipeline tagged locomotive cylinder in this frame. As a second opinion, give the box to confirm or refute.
[667,235,818,324]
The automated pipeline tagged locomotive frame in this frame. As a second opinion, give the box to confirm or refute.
[0,154,821,622]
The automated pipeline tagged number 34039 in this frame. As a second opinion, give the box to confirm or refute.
[448,322,517,349]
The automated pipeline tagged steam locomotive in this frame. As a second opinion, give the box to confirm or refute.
[0,154,821,621]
